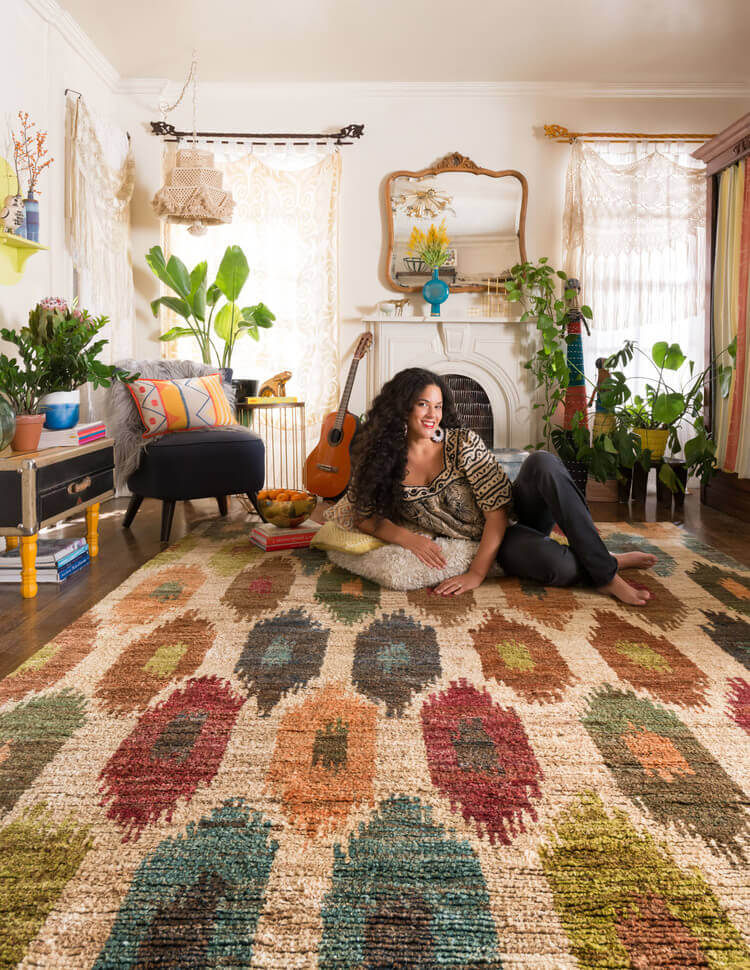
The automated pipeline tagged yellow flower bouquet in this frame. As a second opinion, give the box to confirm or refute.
[407,220,451,269]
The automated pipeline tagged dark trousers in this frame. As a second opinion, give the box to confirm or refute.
[497,450,618,587]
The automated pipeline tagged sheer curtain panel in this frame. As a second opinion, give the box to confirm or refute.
[563,142,706,415]
[165,147,341,444]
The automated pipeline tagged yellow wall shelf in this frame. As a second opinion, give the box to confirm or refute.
[0,234,48,285]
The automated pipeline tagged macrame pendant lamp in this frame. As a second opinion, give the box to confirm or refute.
[151,54,234,236]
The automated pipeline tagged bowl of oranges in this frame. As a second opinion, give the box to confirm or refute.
[256,488,317,528]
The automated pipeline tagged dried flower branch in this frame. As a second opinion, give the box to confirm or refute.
[12,111,53,197]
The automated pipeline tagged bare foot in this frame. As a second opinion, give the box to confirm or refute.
[614,551,657,571]
[599,573,652,605]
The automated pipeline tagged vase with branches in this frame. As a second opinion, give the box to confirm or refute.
[12,111,53,242]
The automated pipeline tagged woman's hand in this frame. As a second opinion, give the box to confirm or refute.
[434,570,483,596]
[403,534,447,569]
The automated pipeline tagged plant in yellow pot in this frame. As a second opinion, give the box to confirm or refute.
[617,339,736,491]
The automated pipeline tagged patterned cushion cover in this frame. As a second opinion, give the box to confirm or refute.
[127,373,235,439]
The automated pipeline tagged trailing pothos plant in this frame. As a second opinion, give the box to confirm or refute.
[504,258,593,449]
[146,245,275,370]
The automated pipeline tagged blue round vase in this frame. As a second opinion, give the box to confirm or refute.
[422,268,449,317]
[24,191,39,243]
[39,391,80,429]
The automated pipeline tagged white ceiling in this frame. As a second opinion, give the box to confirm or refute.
[60,0,750,84]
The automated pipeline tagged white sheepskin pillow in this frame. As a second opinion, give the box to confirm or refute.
[326,537,504,591]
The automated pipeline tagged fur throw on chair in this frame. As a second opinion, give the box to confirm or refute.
[107,360,235,490]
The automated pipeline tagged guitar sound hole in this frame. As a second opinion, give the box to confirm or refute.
[328,428,343,446]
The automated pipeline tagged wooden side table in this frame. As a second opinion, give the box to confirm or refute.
[0,437,114,598]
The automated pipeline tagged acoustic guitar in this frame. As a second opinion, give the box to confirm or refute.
[305,331,373,498]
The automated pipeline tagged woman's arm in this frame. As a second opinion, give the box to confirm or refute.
[357,515,447,570]
[434,507,508,595]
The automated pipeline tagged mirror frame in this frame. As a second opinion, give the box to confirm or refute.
[384,153,528,293]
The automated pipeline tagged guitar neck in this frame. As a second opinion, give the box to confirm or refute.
[334,358,361,430]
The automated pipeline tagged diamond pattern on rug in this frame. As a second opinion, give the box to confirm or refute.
[99,676,244,839]
[582,686,750,858]
[469,611,576,702]
[319,795,504,969]
[352,612,441,717]
[421,679,542,844]
[1,520,749,968]
[589,609,710,707]
[267,682,377,836]
[92,800,277,970]
[540,794,749,968]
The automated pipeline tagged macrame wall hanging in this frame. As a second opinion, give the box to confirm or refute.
[151,53,234,236]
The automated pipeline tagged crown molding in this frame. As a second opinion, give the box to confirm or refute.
[114,78,170,97]
[24,0,119,90]
[155,80,750,101]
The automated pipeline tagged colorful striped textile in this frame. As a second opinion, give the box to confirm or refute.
[127,373,235,439]
[714,159,750,477]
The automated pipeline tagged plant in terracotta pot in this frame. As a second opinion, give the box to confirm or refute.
[0,327,50,451]
[25,297,135,429]
[145,244,275,381]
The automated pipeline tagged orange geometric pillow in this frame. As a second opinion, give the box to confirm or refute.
[127,373,235,439]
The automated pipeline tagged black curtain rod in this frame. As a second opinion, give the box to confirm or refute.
[149,121,364,145]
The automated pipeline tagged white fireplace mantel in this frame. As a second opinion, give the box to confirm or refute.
[361,316,541,450]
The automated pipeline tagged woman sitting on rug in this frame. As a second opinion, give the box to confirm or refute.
[345,367,656,605]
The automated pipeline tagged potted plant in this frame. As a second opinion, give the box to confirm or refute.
[407,220,452,317]
[616,339,736,495]
[0,327,51,451]
[505,258,593,450]
[145,244,275,388]
[25,298,133,429]
[12,110,53,242]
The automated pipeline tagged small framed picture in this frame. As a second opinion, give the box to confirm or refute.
[443,247,458,268]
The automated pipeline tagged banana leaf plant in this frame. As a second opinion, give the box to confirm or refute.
[145,244,275,369]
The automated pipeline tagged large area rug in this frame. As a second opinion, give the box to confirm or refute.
[1,520,750,969]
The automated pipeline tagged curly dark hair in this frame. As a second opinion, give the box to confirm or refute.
[348,368,461,521]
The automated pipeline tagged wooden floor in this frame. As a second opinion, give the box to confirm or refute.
[1,491,749,681]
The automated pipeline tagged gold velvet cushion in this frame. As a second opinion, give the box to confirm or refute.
[310,521,385,554]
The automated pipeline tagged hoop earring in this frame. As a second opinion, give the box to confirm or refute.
[431,426,445,443]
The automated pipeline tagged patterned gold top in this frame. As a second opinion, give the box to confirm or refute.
[397,428,512,539]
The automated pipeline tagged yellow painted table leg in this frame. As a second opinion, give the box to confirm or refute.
[20,534,37,598]
[86,503,100,558]
[5,536,19,551]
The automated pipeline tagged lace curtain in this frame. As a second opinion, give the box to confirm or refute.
[165,147,341,442]
[65,95,136,364]
[562,142,707,410]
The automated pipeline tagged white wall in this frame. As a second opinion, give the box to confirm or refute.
[2,1,749,419]
[122,83,748,414]
[0,0,122,347]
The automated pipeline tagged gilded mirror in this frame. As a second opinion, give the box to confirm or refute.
[385,153,528,293]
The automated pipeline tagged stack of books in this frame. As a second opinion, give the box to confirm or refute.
[0,537,90,583]
[37,421,107,450]
[250,520,319,551]
[243,396,298,404]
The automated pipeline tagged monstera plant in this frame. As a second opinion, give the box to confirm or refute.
[146,244,275,371]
